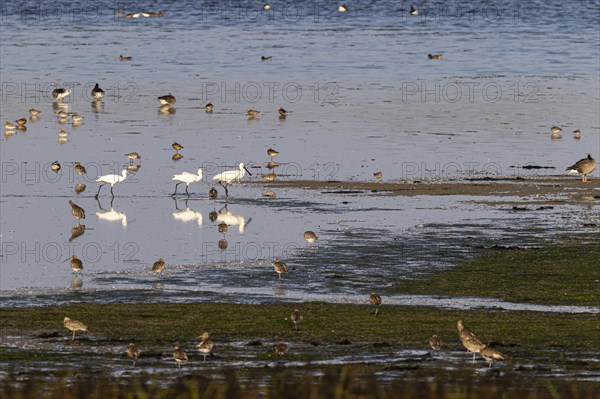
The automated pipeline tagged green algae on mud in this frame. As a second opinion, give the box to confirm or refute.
[391,245,600,307]
[1,302,598,351]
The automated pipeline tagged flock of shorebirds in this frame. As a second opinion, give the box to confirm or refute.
[62,311,504,369]
[4,2,595,375]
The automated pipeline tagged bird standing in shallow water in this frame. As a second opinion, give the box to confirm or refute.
[69,255,83,273]
[291,309,303,332]
[246,109,260,117]
[278,108,287,119]
[457,320,486,363]
[374,171,382,182]
[480,345,505,368]
[550,125,562,140]
[304,231,318,243]
[566,154,596,183]
[338,4,347,12]
[74,163,86,177]
[172,344,188,368]
[29,108,41,116]
[370,292,382,315]
[152,258,165,273]
[428,53,443,59]
[63,316,87,341]
[196,332,214,362]
[429,334,442,351]
[273,341,288,356]
[69,200,85,223]
[51,161,61,173]
[572,129,581,139]
[127,343,140,366]
[119,55,133,61]
[273,258,288,279]
[158,93,176,106]
[267,147,279,160]
[208,187,218,199]
[172,141,183,153]
[212,163,252,199]
[91,83,104,100]
[52,88,71,101]
[125,152,141,164]
[172,168,203,197]
[95,170,128,198]
[205,102,213,113]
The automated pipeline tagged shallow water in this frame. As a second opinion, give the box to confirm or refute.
[1,0,599,305]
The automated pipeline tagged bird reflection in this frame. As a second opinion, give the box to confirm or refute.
[218,238,228,250]
[69,224,86,242]
[127,163,141,172]
[172,199,203,226]
[91,100,104,112]
[70,276,83,290]
[208,209,218,222]
[159,105,176,115]
[96,197,128,227]
[217,204,251,234]
[75,183,86,195]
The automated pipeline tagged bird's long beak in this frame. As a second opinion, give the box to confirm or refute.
[244,165,252,176]
[63,257,70,262]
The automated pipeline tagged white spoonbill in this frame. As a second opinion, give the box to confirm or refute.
[95,169,128,198]
[172,168,203,196]
[212,163,252,198]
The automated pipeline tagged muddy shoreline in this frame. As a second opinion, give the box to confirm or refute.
[254,177,600,198]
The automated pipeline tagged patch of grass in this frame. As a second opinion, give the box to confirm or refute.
[0,302,598,352]
[391,245,600,306]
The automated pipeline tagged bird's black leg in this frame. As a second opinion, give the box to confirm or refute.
[110,186,115,197]
[95,183,104,199]
[172,182,180,197]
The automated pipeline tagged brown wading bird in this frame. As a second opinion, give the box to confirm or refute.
[572,129,581,139]
[428,53,443,59]
[63,316,87,341]
[369,292,382,315]
[29,108,41,116]
[68,255,83,273]
[374,171,382,182]
[125,152,141,164]
[51,161,61,172]
[152,258,165,273]
[74,163,87,177]
[127,343,141,366]
[267,147,279,160]
[172,344,188,369]
[196,332,214,362]
[273,341,288,356]
[246,109,260,117]
[303,231,318,243]
[69,200,85,223]
[566,154,596,183]
[218,222,228,234]
[205,102,213,113]
[429,334,442,351]
[172,141,183,153]
[158,93,176,106]
[52,88,71,101]
[291,309,303,332]
[261,56,272,61]
[273,258,288,279]
[119,55,133,61]
[15,118,27,126]
[457,320,486,363]
[208,187,218,199]
[278,108,287,119]
[480,345,505,368]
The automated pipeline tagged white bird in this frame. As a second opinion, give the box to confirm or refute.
[96,208,128,227]
[172,168,203,197]
[95,169,128,198]
[212,163,252,198]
